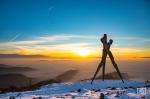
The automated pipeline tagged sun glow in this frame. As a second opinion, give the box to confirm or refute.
[78,49,90,56]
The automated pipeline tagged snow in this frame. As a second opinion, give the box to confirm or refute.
[0,80,150,99]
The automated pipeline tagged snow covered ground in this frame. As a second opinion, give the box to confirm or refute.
[0,80,150,99]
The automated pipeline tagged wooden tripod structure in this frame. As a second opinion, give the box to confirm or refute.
[91,34,124,84]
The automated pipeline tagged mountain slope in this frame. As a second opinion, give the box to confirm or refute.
[0,80,149,99]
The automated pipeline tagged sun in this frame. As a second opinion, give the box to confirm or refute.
[78,49,90,57]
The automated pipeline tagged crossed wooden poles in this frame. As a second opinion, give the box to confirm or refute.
[91,34,124,84]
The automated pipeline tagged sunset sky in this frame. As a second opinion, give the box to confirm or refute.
[0,0,150,59]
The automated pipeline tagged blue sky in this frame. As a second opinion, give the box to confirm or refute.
[0,0,150,58]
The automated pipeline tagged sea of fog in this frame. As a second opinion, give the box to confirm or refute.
[0,58,150,82]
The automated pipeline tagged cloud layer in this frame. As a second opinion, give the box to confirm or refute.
[0,34,149,58]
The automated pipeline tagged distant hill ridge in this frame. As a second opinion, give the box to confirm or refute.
[0,69,78,93]
[0,54,47,58]
[0,64,36,74]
